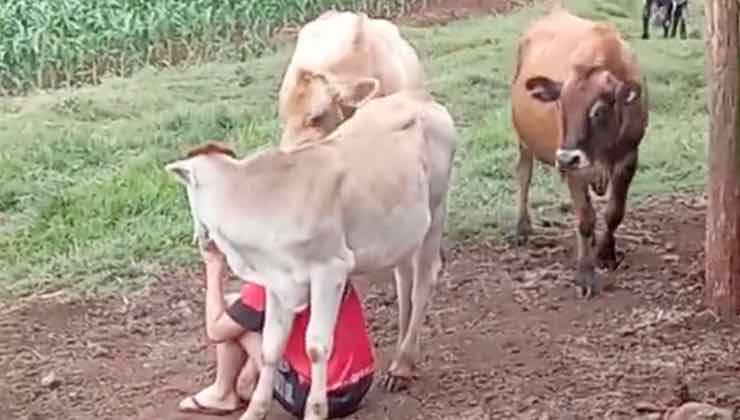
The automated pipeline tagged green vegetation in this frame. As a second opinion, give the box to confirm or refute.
[0,0,419,95]
[0,0,708,296]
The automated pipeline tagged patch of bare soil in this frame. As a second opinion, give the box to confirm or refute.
[2,193,739,420]
[398,0,537,27]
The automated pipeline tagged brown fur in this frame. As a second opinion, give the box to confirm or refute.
[185,141,237,160]
[510,9,649,299]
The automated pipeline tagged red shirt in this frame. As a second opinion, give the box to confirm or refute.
[240,282,375,391]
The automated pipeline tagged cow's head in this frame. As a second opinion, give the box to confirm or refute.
[524,68,642,172]
[165,142,237,250]
[279,69,380,146]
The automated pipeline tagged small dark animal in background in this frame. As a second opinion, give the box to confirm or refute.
[642,0,688,40]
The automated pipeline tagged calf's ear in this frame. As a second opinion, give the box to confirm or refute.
[525,76,563,102]
[165,160,196,186]
[335,77,380,108]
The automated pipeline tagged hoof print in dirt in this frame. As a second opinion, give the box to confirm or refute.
[40,372,61,390]
[665,402,735,420]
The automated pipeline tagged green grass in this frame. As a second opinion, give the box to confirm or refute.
[0,0,419,95]
[0,0,709,297]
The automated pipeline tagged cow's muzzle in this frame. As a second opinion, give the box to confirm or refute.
[555,149,590,172]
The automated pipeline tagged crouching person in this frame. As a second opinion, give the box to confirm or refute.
[179,240,375,418]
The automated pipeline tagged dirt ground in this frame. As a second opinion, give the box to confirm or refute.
[2,2,739,420]
[3,191,739,420]
[397,0,535,26]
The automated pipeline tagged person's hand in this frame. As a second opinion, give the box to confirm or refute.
[200,239,229,288]
[199,238,226,266]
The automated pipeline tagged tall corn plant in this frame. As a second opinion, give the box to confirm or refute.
[0,0,419,96]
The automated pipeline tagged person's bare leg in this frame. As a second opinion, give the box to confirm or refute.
[180,293,248,412]
[235,331,262,399]
[179,339,247,411]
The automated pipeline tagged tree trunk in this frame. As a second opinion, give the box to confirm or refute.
[703,0,740,317]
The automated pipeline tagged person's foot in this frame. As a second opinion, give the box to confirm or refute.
[178,384,246,415]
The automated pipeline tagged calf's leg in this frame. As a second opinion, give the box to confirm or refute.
[383,205,445,392]
[567,175,599,299]
[304,260,351,420]
[240,290,294,420]
[515,143,535,244]
[596,152,638,271]
[393,262,414,353]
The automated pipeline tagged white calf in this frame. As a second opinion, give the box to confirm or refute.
[166,90,458,420]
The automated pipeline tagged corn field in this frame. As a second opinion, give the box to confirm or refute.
[0,0,420,96]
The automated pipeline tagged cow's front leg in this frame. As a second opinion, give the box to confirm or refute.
[567,175,598,299]
[304,260,350,420]
[662,4,674,37]
[596,152,638,271]
[239,290,294,420]
[642,0,654,39]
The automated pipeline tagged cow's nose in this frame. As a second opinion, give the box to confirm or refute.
[555,149,585,171]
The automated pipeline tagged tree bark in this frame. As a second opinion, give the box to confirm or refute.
[703,0,740,317]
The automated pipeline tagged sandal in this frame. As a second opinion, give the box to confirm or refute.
[178,395,247,416]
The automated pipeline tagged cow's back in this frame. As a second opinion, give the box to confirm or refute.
[330,92,451,271]
[511,10,624,164]
[278,12,424,124]
[364,18,425,93]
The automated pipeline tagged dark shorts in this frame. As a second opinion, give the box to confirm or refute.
[225,299,372,419]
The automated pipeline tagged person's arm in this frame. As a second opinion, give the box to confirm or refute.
[201,240,245,342]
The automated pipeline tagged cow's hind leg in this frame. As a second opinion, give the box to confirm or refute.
[677,4,688,39]
[515,143,535,244]
[596,152,638,271]
[382,206,445,392]
[566,175,599,299]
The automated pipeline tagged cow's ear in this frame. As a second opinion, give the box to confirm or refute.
[525,76,562,102]
[165,160,196,186]
[335,77,380,108]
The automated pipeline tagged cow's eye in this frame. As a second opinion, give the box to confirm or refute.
[588,100,609,123]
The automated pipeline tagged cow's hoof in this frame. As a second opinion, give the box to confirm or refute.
[596,239,624,271]
[575,270,600,300]
[596,250,624,271]
[641,33,649,40]
[514,219,534,246]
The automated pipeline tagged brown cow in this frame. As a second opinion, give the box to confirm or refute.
[510,9,649,298]
[277,10,425,147]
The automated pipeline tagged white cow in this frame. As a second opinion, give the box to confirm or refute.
[277,10,425,147]
[166,90,457,420]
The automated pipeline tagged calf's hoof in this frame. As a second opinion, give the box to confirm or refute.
[381,372,413,392]
[303,400,328,420]
[240,400,270,420]
[381,361,416,392]
[575,269,600,300]
[641,33,649,39]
